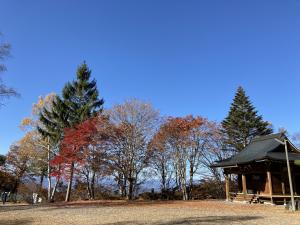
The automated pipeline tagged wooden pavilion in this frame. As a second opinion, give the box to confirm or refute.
[212,133,300,204]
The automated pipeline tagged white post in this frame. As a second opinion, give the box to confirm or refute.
[47,136,52,202]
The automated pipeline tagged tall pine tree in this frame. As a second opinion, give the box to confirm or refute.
[62,62,104,125]
[38,62,104,201]
[222,86,273,151]
[39,62,103,140]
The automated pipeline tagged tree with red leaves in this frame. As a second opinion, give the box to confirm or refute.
[52,117,98,201]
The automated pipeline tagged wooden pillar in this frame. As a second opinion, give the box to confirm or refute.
[291,166,297,195]
[281,167,286,205]
[242,174,247,198]
[293,178,297,195]
[281,179,286,205]
[267,171,273,204]
[225,174,230,201]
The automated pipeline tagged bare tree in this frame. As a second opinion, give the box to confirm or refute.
[79,116,112,200]
[80,145,103,200]
[107,99,159,200]
[0,33,19,103]
[199,121,232,197]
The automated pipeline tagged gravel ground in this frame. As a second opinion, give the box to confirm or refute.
[0,200,299,225]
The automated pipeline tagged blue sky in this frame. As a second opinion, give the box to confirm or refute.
[1,0,300,154]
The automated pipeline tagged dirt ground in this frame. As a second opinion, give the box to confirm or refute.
[0,200,300,225]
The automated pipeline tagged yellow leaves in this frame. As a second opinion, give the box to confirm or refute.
[37,96,44,109]
[45,92,56,103]
[32,96,44,115]
[20,92,57,132]
[17,131,46,159]
[19,117,33,131]
[32,92,56,116]
[14,92,57,164]
[21,117,32,126]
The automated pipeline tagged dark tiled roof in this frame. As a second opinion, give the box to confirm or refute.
[212,133,300,167]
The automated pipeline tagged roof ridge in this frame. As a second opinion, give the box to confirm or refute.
[252,133,284,142]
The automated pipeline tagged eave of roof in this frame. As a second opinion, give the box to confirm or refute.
[211,133,300,168]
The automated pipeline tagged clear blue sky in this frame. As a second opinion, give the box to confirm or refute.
[1,0,300,154]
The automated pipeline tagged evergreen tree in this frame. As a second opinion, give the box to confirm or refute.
[39,62,103,142]
[38,96,69,146]
[38,62,104,201]
[0,154,5,166]
[222,86,273,151]
[62,62,104,125]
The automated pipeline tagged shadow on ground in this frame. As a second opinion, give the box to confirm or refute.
[0,219,32,225]
[0,205,38,212]
[1,200,179,212]
[104,216,262,225]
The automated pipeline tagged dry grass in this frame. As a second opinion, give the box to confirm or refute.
[0,200,300,225]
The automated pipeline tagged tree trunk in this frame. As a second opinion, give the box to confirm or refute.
[65,162,74,202]
[47,177,52,202]
[47,140,52,202]
[181,175,188,201]
[161,162,166,191]
[117,173,126,197]
[188,163,194,200]
[90,171,96,199]
[178,160,188,200]
[47,173,52,202]
[161,162,167,199]
[12,179,19,202]
[39,175,44,193]
[174,164,179,189]
[50,177,60,202]
[180,177,188,201]
[123,177,127,197]
[118,180,123,196]
[127,178,134,200]
[86,174,92,200]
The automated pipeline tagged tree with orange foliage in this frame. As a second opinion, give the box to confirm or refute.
[150,115,203,200]
[148,120,174,197]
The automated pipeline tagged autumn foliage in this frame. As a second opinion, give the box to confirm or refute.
[4,98,227,202]
[151,116,203,148]
[149,116,205,199]
[51,117,99,178]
